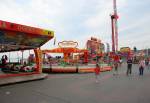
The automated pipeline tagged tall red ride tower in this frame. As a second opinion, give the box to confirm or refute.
[111,0,119,53]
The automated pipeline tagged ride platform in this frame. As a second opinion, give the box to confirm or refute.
[42,64,112,73]
[0,72,48,86]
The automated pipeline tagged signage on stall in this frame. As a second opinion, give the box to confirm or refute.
[58,41,78,48]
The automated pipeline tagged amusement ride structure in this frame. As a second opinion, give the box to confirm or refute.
[0,0,118,79]
[110,0,119,53]
[42,41,88,63]
[0,20,54,78]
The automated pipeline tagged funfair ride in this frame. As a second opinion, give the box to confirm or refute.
[0,20,54,78]
[110,0,119,53]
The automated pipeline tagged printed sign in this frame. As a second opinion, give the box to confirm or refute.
[58,41,78,48]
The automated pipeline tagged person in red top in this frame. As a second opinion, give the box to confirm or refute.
[95,63,100,83]
[113,54,120,75]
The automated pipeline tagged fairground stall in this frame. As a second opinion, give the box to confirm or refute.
[0,20,54,81]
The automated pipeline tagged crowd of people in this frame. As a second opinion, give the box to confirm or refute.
[126,57,150,76]
[0,55,35,72]
[94,55,150,83]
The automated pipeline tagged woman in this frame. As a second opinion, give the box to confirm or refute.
[139,58,145,76]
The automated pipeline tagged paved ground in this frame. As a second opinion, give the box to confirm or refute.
[0,63,150,103]
[0,73,48,85]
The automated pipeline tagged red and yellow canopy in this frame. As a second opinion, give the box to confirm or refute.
[0,20,54,52]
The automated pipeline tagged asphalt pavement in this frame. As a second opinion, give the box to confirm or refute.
[0,63,150,103]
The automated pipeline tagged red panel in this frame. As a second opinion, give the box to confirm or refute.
[0,20,54,52]
[0,20,52,36]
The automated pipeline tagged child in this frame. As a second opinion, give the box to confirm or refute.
[95,63,100,83]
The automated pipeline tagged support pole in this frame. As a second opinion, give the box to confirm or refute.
[111,15,115,53]
[34,48,42,73]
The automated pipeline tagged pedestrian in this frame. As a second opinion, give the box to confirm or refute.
[145,57,149,69]
[113,54,119,75]
[119,58,123,67]
[95,63,100,83]
[139,58,145,76]
[113,61,119,75]
[126,57,133,76]
[148,58,150,69]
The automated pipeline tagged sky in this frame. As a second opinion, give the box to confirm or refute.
[0,0,150,59]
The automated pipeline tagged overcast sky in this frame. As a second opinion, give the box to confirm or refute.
[0,0,150,51]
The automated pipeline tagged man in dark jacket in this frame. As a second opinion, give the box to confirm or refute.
[127,58,133,76]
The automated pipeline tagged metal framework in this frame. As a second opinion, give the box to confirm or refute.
[111,0,119,53]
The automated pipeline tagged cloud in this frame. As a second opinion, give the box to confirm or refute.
[118,0,150,49]
[0,0,150,53]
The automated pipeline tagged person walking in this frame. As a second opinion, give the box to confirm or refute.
[119,58,123,67]
[126,58,133,76]
[145,57,149,69]
[95,63,100,83]
[139,58,145,76]
[113,54,120,75]
[113,61,119,75]
[148,58,150,69]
